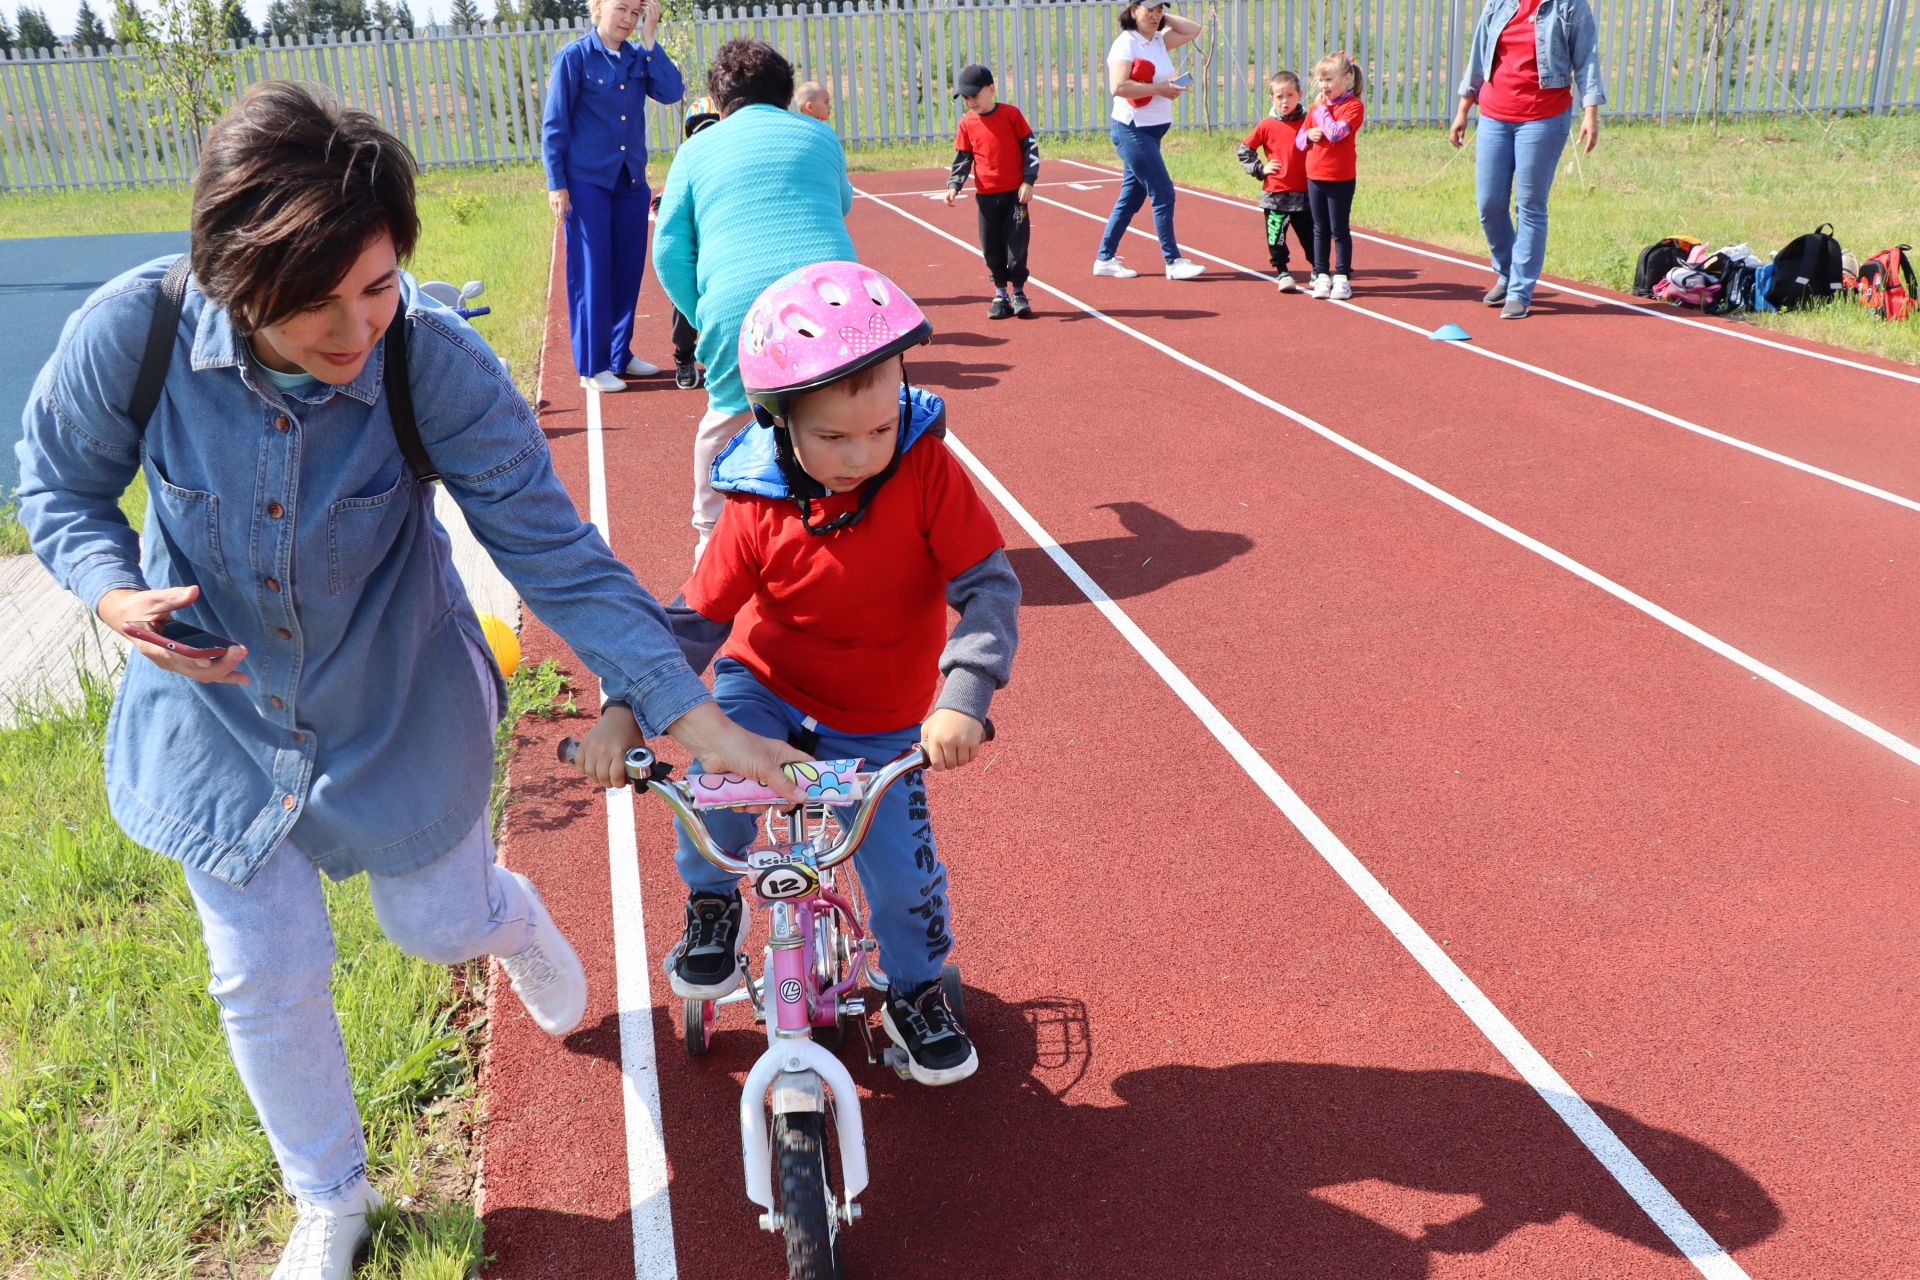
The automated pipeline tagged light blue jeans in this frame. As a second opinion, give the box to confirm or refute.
[1474,108,1573,306]
[182,643,534,1203]
[1098,120,1181,264]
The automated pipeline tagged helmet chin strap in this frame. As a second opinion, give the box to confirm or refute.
[766,372,914,536]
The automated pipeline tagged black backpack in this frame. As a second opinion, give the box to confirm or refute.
[1632,237,1702,297]
[131,255,437,483]
[1763,224,1846,311]
[1711,259,1760,315]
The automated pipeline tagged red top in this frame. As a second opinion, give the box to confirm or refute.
[1241,114,1308,193]
[1298,93,1366,182]
[1476,0,1574,122]
[683,437,1006,733]
[954,104,1034,196]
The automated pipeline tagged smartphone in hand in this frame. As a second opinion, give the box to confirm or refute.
[1170,71,1195,88]
[124,619,234,660]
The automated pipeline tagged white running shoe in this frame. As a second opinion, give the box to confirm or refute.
[1092,256,1138,278]
[1275,273,1298,293]
[623,356,662,377]
[581,370,625,393]
[271,1181,384,1280]
[1329,274,1353,300]
[1165,257,1205,281]
[499,871,587,1036]
[1310,274,1333,299]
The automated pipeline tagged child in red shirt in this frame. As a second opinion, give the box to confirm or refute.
[579,262,1020,1087]
[944,62,1040,321]
[1236,70,1314,292]
[1295,50,1367,300]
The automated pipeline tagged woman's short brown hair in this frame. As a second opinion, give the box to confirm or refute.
[190,81,419,333]
[707,38,794,116]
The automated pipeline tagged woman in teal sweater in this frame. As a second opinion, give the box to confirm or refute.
[653,37,856,560]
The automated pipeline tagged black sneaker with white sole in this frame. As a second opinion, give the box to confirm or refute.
[666,891,744,999]
[986,294,1013,320]
[882,978,978,1086]
[1009,290,1032,318]
[674,361,702,390]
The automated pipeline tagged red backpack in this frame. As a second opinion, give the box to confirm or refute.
[1856,245,1917,321]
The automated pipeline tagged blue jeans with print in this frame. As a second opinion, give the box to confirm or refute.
[674,660,954,993]
[1474,108,1574,306]
[1099,120,1180,264]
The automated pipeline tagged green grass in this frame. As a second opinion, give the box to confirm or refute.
[0,656,577,1278]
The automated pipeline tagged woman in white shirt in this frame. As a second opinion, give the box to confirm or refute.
[1094,0,1205,281]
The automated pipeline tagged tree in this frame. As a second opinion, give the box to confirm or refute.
[16,5,57,48]
[489,0,515,23]
[0,9,16,50]
[112,0,149,42]
[221,0,256,40]
[264,0,299,35]
[392,0,411,28]
[447,0,479,26]
[335,0,367,31]
[74,0,112,46]
[128,0,251,141]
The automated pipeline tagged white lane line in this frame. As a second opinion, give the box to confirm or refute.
[1055,156,1920,388]
[862,176,1119,199]
[1029,190,1920,518]
[858,187,1920,764]
[586,383,680,1280]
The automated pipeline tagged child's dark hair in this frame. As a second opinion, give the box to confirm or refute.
[1269,70,1300,92]
[792,353,900,417]
[707,38,795,116]
[1315,50,1365,99]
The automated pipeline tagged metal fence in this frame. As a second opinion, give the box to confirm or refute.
[4,0,1918,191]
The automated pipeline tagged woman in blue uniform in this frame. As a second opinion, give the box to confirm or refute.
[542,0,683,392]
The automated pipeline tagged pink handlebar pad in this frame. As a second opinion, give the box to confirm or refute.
[688,759,868,808]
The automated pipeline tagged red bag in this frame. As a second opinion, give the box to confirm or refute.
[1856,244,1916,321]
[1127,57,1156,108]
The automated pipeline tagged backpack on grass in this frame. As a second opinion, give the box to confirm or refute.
[1652,244,1725,310]
[1855,245,1917,322]
[1632,236,1704,297]
[1763,224,1846,311]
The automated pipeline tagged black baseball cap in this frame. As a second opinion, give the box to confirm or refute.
[954,64,994,98]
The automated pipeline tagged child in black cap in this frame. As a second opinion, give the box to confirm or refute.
[944,63,1039,319]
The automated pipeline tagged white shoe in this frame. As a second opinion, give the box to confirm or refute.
[1165,257,1205,281]
[623,356,662,377]
[1329,274,1353,300]
[1275,273,1298,293]
[1092,256,1138,279]
[271,1181,384,1280]
[499,871,587,1036]
[581,370,625,393]
[1310,274,1333,299]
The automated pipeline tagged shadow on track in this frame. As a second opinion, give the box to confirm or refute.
[1008,501,1255,606]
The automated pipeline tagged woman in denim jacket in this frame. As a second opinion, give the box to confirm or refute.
[1448,0,1606,319]
[14,82,803,1280]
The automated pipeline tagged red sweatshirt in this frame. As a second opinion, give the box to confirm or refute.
[1241,113,1308,193]
[1296,92,1366,182]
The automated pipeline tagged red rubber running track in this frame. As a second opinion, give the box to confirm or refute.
[476,169,1920,1279]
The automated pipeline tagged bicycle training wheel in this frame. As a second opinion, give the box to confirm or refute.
[682,998,716,1056]
[941,962,967,1030]
[774,1110,843,1280]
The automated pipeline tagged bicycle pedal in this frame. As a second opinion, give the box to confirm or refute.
[882,1046,913,1079]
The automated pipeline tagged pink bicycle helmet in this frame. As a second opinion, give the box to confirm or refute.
[738,261,933,417]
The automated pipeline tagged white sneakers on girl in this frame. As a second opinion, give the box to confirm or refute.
[623,356,662,377]
[271,1181,384,1280]
[1165,257,1205,281]
[1092,256,1138,278]
[499,871,588,1036]
[581,370,625,393]
[1329,275,1353,300]
[1310,274,1333,299]
[1275,273,1298,292]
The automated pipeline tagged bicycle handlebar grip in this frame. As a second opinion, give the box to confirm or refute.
[982,717,996,742]
[557,736,580,764]
[460,305,493,319]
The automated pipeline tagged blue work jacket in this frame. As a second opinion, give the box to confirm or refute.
[15,259,712,887]
[1458,0,1609,109]
[542,33,685,192]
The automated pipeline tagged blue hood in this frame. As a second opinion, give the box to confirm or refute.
[710,385,948,499]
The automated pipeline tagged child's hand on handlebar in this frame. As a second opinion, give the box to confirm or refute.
[920,708,985,772]
[577,703,649,789]
[665,703,812,801]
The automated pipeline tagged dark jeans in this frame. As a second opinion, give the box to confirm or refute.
[974,189,1033,289]
[1098,119,1180,263]
[670,306,697,366]
[1306,179,1356,277]
[1265,206,1314,274]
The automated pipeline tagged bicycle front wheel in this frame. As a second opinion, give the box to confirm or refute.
[774,1110,843,1280]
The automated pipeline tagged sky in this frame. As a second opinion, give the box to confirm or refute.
[18,0,463,40]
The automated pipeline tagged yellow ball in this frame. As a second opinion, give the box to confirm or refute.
[478,612,520,678]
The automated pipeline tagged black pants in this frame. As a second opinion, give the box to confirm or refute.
[1264,206,1314,274]
[1306,178,1356,277]
[974,189,1032,289]
[670,306,697,366]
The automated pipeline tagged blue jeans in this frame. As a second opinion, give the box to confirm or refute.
[1098,120,1180,264]
[1474,109,1573,306]
[565,166,652,377]
[674,660,954,992]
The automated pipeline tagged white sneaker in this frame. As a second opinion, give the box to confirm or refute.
[623,356,662,377]
[1092,256,1138,278]
[1329,274,1353,300]
[581,370,625,393]
[1275,273,1298,293]
[271,1181,384,1280]
[1310,274,1333,299]
[499,871,587,1036]
[1165,257,1205,281]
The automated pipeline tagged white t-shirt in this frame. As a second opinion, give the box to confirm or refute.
[1108,30,1175,127]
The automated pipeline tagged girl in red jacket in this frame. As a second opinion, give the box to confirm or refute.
[1295,50,1366,300]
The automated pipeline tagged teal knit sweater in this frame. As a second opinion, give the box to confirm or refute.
[652,104,857,415]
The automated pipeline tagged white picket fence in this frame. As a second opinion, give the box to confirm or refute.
[3,0,1918,191]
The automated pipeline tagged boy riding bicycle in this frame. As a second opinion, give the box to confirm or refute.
[575,261,1020,1085]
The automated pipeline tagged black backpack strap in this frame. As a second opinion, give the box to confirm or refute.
[382,304,439,485]
[129,255,192,432]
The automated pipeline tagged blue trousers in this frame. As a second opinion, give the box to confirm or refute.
[1474,108,1573,307]
[673,660,954,992]
[564,169,651,378]
[1098,120,1180,264]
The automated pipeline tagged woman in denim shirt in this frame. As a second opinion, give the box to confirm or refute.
[14,83,803,1280]
[1448,0,1606,319]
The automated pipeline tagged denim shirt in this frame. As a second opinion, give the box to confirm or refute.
[542,33,684,192]
[1458,0,1609,109]
[15,258,712,887]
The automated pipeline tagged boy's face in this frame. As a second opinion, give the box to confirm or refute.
[801,92,831,121]
[788,356,903,494]
[963,83,997,113]
[1271,81,1299,113]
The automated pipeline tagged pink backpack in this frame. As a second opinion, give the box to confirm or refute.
[1651,244,1723,309]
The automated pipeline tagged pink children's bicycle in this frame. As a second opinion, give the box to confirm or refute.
[556,737,971,1280]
